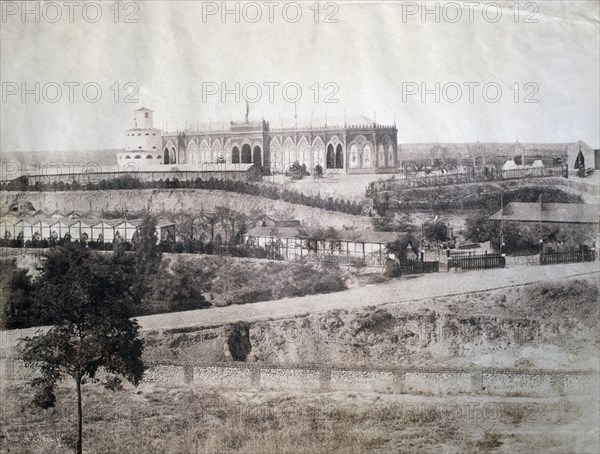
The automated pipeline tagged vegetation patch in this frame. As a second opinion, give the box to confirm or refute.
[227,322,252,361]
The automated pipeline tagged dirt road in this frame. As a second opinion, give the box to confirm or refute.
[137,261,599,332]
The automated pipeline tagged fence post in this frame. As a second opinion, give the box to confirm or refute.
[319,368,332,392]
[393,369,406,394]
[471,368,484,393]
[250,367,261,388]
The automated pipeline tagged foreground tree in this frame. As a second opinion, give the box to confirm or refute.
[20,243,145,454]
[386,234,419,263]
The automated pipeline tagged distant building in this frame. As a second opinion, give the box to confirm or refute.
[244,225,406,266]
[119,107,399,175]
[0,211,175,244]
[120,107,163,164]
[489,202,600,254]
[399,140,594,170]
[257,215,301,228]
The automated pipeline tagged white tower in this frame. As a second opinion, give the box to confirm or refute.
[118,107,163,168]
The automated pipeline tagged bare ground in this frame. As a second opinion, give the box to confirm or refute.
[135,262,599,334]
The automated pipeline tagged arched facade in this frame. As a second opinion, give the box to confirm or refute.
[347,135,374,169]
[155,115,398,175]
[335,144,343,168]
[348,144,359,168]
[312,136,325,169]
[297,137,311,168]
[253,146,262,166]
[241,143,252,163]
[378,144,386,167]
[282,137,295,170]
[326,144,335,169]
[232,146,240,164]
[187,139,199,164]
[200,140,210,163]
[212,139,223,163]
[270,137,282,172]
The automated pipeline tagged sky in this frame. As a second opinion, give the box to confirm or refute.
[1,0,599,153]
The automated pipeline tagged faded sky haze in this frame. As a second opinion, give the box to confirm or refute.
[1,0,599,152]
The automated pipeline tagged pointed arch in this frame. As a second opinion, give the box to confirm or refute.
[378,144,386,168]
[187,139,199,164]
[282,137,295,170]
[335,144,344,168]
[211,139,223,163]
[311,136,325,168]
[163,140,176,164]
[326,144,335,169]
[348,135,373,169]
[232,146,240,164]
[362,143,372,168]
[199,139,210,163]
[270,137,282,172]
[327,135,341,149]
[380,136,394,168]
[297,137,310,167]
[241,144,252,163]
[253,146,262,166]
[223,139,232,163]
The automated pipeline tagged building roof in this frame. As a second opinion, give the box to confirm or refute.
[136,107,153,112]
[117,163,257,173]
[245,226,405,244]
[489,203,599,224]
[258,215,301,227]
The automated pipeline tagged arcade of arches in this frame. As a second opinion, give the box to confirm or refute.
[160,130,397,174]
[231,145,262,166]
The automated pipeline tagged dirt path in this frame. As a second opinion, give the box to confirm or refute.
[1,262,597,352]
[137,261,599,332]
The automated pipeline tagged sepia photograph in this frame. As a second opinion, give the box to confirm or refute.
[1,1,599,453]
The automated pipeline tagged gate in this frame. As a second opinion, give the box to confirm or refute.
[400,260,440,275]
[448,254,506,271]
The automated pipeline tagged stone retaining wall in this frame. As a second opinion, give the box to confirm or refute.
[1,358,594,397]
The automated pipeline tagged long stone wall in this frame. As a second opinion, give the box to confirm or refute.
[1,358,594,397]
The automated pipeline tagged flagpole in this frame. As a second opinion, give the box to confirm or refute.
[500,192,504,255]
[539,194,543,256]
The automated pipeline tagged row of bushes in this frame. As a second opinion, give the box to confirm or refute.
[1,175,365,215]
[0,237,124,250]
[0,237,286,261]
[369,182,583,213]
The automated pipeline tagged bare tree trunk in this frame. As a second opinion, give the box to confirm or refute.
[76,377,83,454]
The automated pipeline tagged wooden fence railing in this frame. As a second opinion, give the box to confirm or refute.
[540,249,596,265]
[448,254,506,271]
[400,260,440,275]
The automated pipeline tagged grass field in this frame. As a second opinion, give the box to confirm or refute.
[2,380,597,454]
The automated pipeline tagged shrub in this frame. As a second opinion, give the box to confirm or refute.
[227,322,252,361]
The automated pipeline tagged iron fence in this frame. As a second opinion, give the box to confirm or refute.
[540,249,596,265]
[448,253,506,271]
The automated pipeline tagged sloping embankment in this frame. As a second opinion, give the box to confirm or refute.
[0,188,370,230]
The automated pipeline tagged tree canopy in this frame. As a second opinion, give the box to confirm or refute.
[19,242,145,454]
